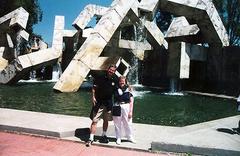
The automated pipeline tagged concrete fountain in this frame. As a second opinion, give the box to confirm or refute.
[1,1,240,155]
[0,0,233,94]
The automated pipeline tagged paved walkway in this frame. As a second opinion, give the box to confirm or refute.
[0,108,240,156]
[0,131,174,156]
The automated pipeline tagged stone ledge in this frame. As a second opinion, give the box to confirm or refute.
[151,142,240,156]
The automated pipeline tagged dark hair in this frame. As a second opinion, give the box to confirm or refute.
[108,64,117,69]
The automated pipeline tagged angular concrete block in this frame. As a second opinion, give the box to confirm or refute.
[19,30,29,41]
[52,30,64,46]
[180,42,190,79]
[115,58,130,77]
[54,16,65,30]
[91,57,120,71]
[52,45,63,54]
[165,16,200,40]
[73,4,96,29]
[144,21,166,48]
[0,63,18,84]
[167,42,191,79]
[73,4,109,30]
[138,0,159,20]
[0,57,8,71]
[0,14,10,25]
[168,16,190,28]
[18,48,59,69]
[0,47,15,62]
[17,55,33,68]
[196,0,212,11]
[205,3,219,23]
[82,28,93,38]
[53,60,90,92]
[39,40,48,50]
[105,30,121,48]
[63,30,77,38]
[52,16,65,53]
[63,30,77,37]
[129,0,140,17]
[77,33,107,69]
[110,0,136,19]
[167,42,181,78]
[168,0,198,8]
[208,9,229,46]
[0,47,8,70]
[8,7,29,29]
[93,9,123,43]
[91,56,130,77]
[0,47,5,56]
[171,24,199,37]
[54,31,104,90]
[6,34,14,48]
[158,0,229,46]
[126,8,140,26]
[118,39,152,51]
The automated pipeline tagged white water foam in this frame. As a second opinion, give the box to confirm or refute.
[19,79,57,83]
[132,90,151,98]
[163,92,185,96]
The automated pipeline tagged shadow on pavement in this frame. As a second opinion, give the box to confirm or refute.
[216,128,240,135]
[75,128,90,142]
[74,128,116,143]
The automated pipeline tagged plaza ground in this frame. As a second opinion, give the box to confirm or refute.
[0,108,240,156]
[0,131,176,156]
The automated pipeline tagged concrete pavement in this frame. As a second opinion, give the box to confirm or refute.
[0,108,240,155]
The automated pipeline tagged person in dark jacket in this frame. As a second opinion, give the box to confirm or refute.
[86,65,118,146]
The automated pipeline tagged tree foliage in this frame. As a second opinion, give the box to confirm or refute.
[213,0,240,46]
[0,0,42,35]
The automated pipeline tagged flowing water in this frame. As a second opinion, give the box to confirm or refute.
[127,16,147,85]
[0,82,239,127]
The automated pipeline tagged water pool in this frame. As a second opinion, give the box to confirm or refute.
[0,82,239,126]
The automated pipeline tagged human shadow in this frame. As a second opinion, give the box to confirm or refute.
[216,128,240,135]
[74,128,116,143]
[74,128,90,142]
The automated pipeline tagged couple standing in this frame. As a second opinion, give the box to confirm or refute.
[86,65,135,146]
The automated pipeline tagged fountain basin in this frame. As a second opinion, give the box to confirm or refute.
[0,82,239,127]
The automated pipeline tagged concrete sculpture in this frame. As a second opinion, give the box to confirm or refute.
[0,0,229,93]
[0,7,29,70]
[0,12,86,83]
[54,0,229,92]
[53,0,167,92]
[0,8,130,86]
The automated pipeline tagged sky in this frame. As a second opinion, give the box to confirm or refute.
[33,0,112,44]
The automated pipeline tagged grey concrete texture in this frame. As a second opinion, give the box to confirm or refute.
[0,108,239,155]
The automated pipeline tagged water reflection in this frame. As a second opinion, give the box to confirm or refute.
[0,82,239,127]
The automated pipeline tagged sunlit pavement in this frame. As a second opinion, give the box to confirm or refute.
[0,131,174,156]
[0,108,240,156]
